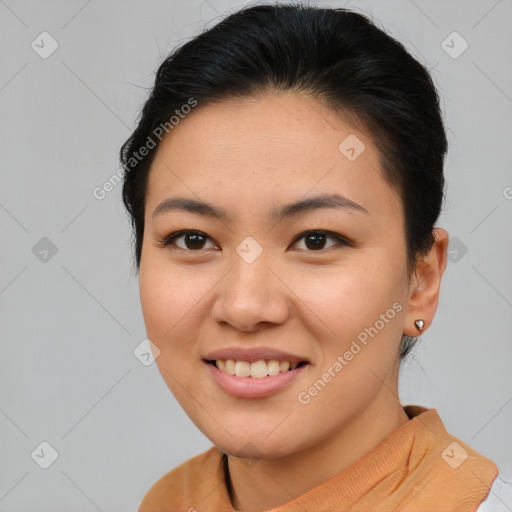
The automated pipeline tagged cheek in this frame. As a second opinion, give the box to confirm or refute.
[139,256,205,340]
[300,262,402,330]
[138,261,206,397]
[294,259,407,381]
[139,270,174,339]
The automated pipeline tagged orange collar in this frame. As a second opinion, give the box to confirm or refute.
[138,405,497,512]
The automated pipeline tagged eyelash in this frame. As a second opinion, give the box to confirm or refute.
[157,229,353,253]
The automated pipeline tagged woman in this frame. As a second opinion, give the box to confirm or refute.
[120,3,511,511]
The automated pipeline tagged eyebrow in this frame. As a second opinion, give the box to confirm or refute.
[152,193,369,222]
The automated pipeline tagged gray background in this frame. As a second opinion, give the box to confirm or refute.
[0,0,511,510]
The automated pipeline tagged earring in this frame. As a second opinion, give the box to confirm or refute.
[414,319,425,332]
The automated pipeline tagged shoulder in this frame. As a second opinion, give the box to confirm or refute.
[137,446,225,512]
[476,472,512,511]
[400,407,501,509]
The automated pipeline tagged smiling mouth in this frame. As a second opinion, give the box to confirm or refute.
[205,359,309,378]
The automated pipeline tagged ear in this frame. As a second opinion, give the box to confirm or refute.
[403,228,449,337]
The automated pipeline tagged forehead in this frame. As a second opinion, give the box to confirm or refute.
[145,93,402,221]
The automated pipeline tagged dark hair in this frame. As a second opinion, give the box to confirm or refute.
[120,2,447,361]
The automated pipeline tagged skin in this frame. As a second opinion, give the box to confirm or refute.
[139,92,449,512]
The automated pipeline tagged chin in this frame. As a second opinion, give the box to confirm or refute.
[205,426,304,461]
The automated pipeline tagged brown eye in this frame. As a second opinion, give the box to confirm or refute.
[292,230,349,251]
[304,232,328,250]
[159,229,351,253]
[159,230,217,251]
[182,233,207,250]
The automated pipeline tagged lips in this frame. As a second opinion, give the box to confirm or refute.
[203,346,310,364]
[205,358,310,398]
[202,346,311,397]
[211,358,309,378]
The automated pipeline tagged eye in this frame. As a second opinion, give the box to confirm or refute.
[291,230,351,251]
[157,229,351,253]
[158,230,218,251]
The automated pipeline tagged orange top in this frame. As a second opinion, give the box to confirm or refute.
[138,405,498,511]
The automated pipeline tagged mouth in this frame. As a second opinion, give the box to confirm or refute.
[204,358,310,378]
[204,358,310,398]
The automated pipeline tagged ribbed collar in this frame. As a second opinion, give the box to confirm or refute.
[138,405,498,512]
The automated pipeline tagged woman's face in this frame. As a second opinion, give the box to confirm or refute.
[139,93,415,459]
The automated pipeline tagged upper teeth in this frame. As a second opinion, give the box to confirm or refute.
[215,359,299,378]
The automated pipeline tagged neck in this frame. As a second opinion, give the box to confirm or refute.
[226,392,410,512]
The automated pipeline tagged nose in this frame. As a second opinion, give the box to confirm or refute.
[211,256,290,333]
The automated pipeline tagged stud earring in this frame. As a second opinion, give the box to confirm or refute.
[414,319,425,332]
